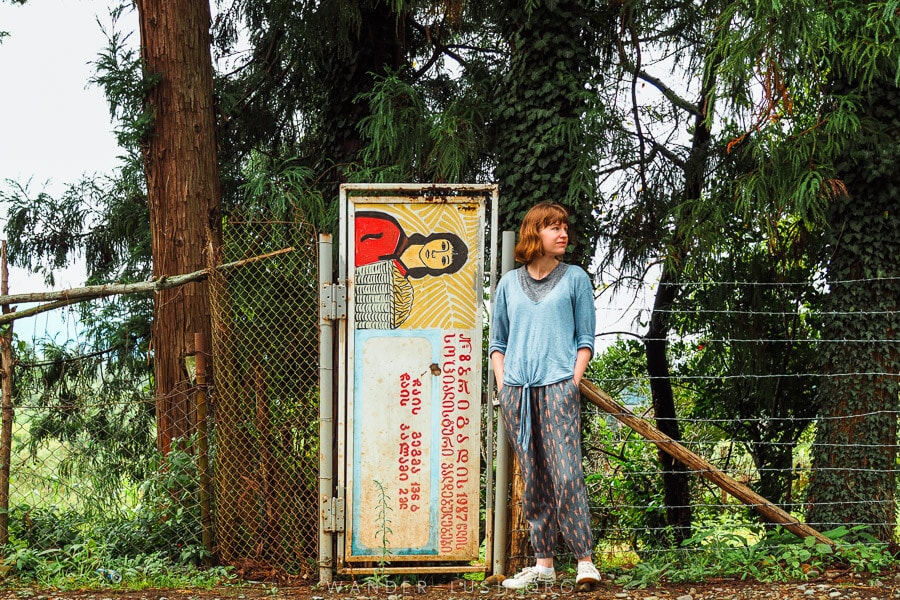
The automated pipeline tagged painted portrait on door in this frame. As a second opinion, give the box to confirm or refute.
[345,194,486,562]
[351,202,480,330]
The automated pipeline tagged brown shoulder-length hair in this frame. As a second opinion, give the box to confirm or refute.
[514,202,570,264]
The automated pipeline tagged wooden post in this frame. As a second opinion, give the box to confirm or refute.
[507,456,530,574]
[194,332,215,562]
[0,241,16,548]
[0,247,295,326]
[579,380,834,546]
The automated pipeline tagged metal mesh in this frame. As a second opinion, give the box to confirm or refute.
[208,215,320,576]
[1,328,199,558]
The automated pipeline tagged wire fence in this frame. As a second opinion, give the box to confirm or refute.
[0,214,322,578]
[1,258,897,579]
[504,274,899,570]
[207,215,320,577]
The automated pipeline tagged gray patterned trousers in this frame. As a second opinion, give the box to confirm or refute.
[499,378,594,559]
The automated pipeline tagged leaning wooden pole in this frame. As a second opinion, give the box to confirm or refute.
[0,241,15,549]
[0,247,294,326]
[580,380,834,546]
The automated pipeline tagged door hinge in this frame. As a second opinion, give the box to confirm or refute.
[321,283,347,321]
[323,495,345,533]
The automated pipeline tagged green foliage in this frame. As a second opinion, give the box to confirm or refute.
[585,341,693,553]
[620,524,895,587]
[3,9,155,490]
[11,339,155,514]
[1,440,223,588]
[583,419,671,555]
[671,221,823,507]
[368,479,393,587]
[353,71,491,184]
[91,4,158,150]
[712,0,899,226]
[238,153,334,231]
[100,438,206,562]
[2,542,235,590]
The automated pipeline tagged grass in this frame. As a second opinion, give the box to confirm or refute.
[610,524,897,589]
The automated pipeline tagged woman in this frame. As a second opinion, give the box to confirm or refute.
[489,201,600,589]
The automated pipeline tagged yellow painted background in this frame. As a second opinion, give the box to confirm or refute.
[355,199,482,330]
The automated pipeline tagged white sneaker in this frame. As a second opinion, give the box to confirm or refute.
[575,561,601,584]
[501,565,556,589]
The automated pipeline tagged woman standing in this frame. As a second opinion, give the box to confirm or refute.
[489,201,600,589]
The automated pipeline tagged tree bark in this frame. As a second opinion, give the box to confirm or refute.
[136,0,223,454]
[806,77,900,540]
[639,49,719,545]
[645,266,693,544]
[0,242,15,548]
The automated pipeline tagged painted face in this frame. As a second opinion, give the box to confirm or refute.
[419,238,455,271]
[539,221,568,257]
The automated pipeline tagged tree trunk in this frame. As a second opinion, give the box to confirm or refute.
[806,78,900,540]
[136,0,223,454]
[319,0,407,180]
[493,0,598,270]
[639,51,718,545]
[506,455,531,575]
[0,242,14,548]
[645,267,692,544]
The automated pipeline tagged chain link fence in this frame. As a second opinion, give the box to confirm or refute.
[0,214,322,578]
[208,215,320,577]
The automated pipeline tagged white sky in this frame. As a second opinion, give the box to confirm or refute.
[0,0,130,342]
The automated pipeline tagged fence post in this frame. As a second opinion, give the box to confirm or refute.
[0,241,14,549]
[194,332,215,562]
[318,234,335,583]
[492,231,516,575]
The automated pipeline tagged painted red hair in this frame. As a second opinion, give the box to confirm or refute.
[514,202,570,264]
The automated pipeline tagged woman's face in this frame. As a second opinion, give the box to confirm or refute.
[419,238,455,271]
[539,221,568,257]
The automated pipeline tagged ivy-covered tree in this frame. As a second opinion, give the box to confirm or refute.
[805,77,900,541]
[492,0,605,270]
[707,0,899,540]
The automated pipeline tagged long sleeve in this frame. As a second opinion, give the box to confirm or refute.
[572,268,596,358]
[488,276,510,358]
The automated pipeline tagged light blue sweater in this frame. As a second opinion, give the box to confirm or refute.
[489,264,596,387]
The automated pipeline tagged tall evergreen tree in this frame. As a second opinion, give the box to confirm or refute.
[707,0,899,539]
[134,0,223,454]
